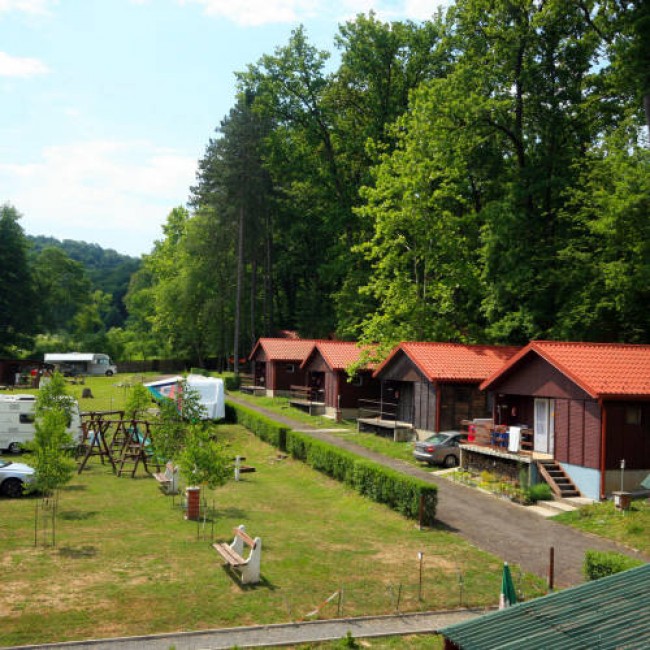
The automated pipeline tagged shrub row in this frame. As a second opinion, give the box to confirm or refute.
[583,550,644,581]
[228,402,289,450]
[227,401,437,525]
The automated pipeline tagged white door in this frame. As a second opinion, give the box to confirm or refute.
[534,398,555,455]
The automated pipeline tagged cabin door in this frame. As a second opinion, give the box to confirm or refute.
[534,398,555,455]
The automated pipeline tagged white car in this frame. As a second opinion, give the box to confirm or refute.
[0,459,35,498]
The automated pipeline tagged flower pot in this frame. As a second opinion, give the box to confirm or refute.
[185,486,201,520]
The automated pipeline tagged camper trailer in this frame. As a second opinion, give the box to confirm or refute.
[44,353,118,377]
[0,394,83,453]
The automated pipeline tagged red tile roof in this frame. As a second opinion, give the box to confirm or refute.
[480,340,650,398]
[248,338,316,362]
[301,341,376,371]
[374,342,520,382]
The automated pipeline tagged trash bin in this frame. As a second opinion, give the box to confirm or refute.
[613,491,631,511]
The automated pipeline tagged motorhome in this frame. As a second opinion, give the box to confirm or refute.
[0,394,83,453]
[44,353,118,377]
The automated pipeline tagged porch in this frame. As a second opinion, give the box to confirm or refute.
[288,385,325,416]
[356,398,415,442]
[239,373,266,396]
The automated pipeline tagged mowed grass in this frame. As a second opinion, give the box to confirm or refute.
[0,418,545,646]
[552,499,650,555]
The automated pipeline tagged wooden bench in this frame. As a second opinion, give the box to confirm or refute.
[213,525,262,584]
[153,462,178,494]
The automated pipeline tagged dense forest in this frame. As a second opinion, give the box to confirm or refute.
[1,0,649,367]
[0,214,139,358]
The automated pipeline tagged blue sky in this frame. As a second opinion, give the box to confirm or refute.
[0,0,448,257]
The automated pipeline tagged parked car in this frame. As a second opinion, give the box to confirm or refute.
[0,459,35,497]
[413,431,466,468]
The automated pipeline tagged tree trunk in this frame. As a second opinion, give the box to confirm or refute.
[645,94,650,147]
[250,258,257,349]
[233,205,245,375]
[264,210,273,335]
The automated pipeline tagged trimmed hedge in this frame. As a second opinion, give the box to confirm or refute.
[287,430,359,485]
[227,401,437,525]
[228,402,289,450]
[583,550,644,581]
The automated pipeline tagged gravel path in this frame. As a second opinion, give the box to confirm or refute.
[6,610,484,650]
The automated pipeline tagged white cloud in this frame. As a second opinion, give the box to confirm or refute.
[0,0,56,14]
[0,51,49,77]
[179,0,319,26]
[0,140,197,256]
[178,0,452,27]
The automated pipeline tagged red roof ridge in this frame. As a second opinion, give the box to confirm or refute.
[481,340,650,398]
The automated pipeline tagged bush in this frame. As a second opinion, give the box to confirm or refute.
[353,460,437,525]
[286,431,357,484]
[228,402,289,450]
[526,482,554,503]
[224,375,241,391]
[583,550,644,581]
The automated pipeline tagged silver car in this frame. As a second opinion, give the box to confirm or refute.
[413,431,466,468]
[0,459,35,498]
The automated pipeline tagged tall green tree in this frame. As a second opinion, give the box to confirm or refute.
[32,247,93,334]
[0,204,37,354]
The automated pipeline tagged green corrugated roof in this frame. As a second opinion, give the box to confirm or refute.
[440,563,650,649]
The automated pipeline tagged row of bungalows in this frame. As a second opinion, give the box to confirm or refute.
[246,337,650,501]
[248,338,380,419]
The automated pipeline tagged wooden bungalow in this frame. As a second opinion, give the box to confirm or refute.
[247,338,316,397]
[361,342,519,441]
[295,341,381,420]
[478,340,650,501]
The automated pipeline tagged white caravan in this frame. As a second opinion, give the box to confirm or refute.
[0,394,83,453]
[44,353,118,377]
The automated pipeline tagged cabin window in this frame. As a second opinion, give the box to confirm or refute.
[19,414,35,424]
[625,406,642,426]
[352,374,363,387]
[286,364,296,373]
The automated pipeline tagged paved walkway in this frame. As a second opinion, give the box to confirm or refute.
[7,610,484,650]
[227,395,648,587]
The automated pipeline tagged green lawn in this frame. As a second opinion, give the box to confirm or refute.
[552,499,650,556]
[0,418,545,646]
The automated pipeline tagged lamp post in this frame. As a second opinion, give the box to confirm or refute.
[418,552,424,601]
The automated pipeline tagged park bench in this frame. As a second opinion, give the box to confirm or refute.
[153,462,178,494]
[213,524,262,584]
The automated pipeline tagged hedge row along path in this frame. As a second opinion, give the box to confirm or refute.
[226,394,647,588]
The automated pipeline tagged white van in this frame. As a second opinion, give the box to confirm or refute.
[0,394,83,453]
[44,353,118,377]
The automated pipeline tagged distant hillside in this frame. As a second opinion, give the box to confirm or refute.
[28,236,141,328]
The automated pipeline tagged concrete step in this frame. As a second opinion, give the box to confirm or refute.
[535,498,579,515]
[526,504,559,518]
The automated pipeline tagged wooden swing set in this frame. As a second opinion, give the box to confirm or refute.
[77,410,161,478]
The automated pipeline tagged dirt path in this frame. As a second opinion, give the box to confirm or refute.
[227,395,647,587]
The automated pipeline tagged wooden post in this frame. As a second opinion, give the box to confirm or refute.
[548,546,555,591]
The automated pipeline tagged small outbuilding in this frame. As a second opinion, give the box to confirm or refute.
[296,341,380,420]
[364,342,519,440]
[247,338,316,397]
[479,340,650,500]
